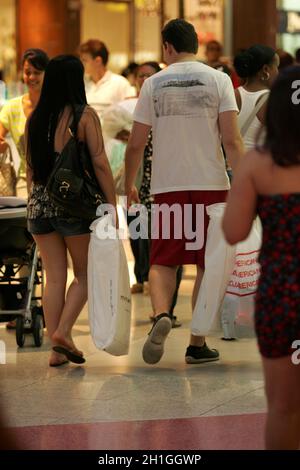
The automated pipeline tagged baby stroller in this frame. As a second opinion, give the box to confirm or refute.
[0,197,44,347]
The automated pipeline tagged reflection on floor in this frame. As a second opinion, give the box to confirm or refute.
[0,254,266,450]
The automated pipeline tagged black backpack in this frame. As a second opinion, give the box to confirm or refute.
[46,105,106,220]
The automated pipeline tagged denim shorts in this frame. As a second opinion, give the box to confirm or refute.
[27,216,92,237]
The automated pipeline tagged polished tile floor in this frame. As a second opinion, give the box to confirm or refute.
[0,249,266,450]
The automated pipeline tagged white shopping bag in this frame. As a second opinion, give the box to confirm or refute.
[88,215,131,355]
[191,203,236,337]
[221,218,262,339]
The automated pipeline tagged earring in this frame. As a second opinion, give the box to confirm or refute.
[261,72,270,81]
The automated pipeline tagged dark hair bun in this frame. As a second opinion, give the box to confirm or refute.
[234,45,276,79]
[234,51,256,78]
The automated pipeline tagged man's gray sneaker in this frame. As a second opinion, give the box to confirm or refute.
[142,313,172,365]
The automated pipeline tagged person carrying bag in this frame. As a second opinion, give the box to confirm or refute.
[26,55,117,367]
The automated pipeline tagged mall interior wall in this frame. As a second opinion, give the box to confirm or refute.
[14,0,279,75]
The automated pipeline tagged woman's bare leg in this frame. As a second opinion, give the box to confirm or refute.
[33,232,68,365]
[263,355,300,449]
[52,234,90,354]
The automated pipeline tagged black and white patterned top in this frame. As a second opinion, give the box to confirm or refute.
[139,131,154,214]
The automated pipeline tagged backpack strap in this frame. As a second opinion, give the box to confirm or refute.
[240,91,269,137]
[69,104,86,138]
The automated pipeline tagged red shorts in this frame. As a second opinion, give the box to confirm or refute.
[150,190,228,269]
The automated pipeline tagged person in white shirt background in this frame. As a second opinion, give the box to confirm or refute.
[79,39,134,124]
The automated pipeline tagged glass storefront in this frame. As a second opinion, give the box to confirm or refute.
[0,0,16,83]
[184,0,225,58]
[81,0,162,71]
[277,0,300,55]
[1,0,229,79]
[81,0,227,69]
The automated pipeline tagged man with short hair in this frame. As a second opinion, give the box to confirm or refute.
[79,39,133,122]
[125,19,244,365]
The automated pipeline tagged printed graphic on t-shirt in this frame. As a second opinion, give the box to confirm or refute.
[152,73,218,118]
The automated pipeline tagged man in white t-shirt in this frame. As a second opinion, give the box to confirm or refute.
[79,39,134,123]
[125,19,244,366]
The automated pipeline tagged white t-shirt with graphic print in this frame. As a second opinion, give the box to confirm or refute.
[133,61,238,195]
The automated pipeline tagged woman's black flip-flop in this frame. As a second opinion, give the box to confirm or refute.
[52,346,86,364]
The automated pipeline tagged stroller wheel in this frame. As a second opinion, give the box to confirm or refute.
[16,316,25,347]
[32,307,44,347]
[36,305,45,328]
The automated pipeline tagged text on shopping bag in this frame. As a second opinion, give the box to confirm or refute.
[226,249,261,296]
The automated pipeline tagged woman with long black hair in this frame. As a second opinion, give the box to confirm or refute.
[26,55,116,366]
